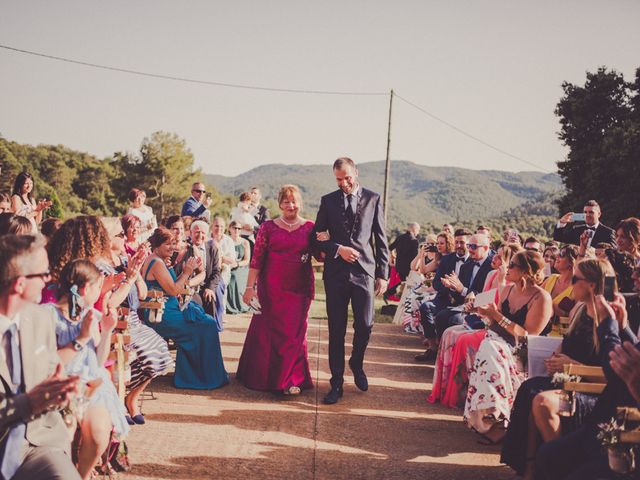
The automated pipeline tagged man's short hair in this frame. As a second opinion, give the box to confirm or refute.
[190,220,210,234]
[408,222,420,230]
[454,228,473,237]
[584,200,600,209]
[0,235,45,290]
[333,157,356,171]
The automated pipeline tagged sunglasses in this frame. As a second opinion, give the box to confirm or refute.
[115,231,125,238]
[571,275,588,285]
[230,227,241,230]
[24,270,51,280]
[426,243,436,247]
[193,189,206,194]
[467,243,486,250]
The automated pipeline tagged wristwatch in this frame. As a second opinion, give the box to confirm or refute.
[71,339,85,351]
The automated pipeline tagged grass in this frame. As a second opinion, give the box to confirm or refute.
[310,273,393,324]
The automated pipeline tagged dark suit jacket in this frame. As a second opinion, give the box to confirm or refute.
[431,253,467,306]
[587,318,638,425]
[451,254,495,305]
[175,240,221,292]
[181,197,208,218]
[553,222,616,247]
[389,232,419,279]
[314,187,389,280]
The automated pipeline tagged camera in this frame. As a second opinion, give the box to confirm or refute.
[421,243,438,253]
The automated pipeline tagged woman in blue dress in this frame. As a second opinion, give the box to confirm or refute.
[141,226,229,389]
[52,259,129,480]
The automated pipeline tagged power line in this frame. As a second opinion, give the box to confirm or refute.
[394,92,554,173]
[0,43,387,96]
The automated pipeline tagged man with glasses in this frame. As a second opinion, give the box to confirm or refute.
[0,235,81,479]
[181,182,212,221]
[433,233,495,341]
[554,199,616,249]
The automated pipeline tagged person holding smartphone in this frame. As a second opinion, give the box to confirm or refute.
[553,199,616,248]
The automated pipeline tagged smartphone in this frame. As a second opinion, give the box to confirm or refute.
[571,213,586,223]
[603,275,616,302]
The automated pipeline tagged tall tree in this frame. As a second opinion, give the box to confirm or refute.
[555,67,640,224]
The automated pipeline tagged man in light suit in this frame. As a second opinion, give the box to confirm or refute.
[0,235,81,480]
[181,182,212,221]
[553,199,616,248]
[314,157,390,405]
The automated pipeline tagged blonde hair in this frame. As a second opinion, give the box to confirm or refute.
[278,184,303,210]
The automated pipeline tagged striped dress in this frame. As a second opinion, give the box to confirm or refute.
[97,259,174,390]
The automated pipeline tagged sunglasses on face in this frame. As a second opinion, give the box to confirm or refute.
[571,275,587,285]
[467,243,486,251]
[508,262,521,270]
[230,227,241,230]
[193,189,206,194]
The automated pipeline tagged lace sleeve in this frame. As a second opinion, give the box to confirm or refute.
[250,222,270,270]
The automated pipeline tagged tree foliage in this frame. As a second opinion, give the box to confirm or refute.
[555,67,640,224]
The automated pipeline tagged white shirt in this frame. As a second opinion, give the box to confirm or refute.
[0,312,22,392]
[454,254,469,276]
[214,234,236,285]
[461,255,489,297]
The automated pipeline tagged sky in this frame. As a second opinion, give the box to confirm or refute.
[1,1,639,177]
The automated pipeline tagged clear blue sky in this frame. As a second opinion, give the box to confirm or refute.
[1,0,639,176]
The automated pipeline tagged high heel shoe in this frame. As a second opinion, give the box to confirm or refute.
[283,386,301,395]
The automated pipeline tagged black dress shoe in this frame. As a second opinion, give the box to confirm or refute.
[414,349,437,362]
[322,387,344,405]
[348,359,369,392]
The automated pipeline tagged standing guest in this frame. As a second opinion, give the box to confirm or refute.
[226,220,251,314]
[175,220,223,329]
[96,218,172,425]
[50,260,130,479]
[10,172,52,232]
[40,217,62,245]
[238,185,315,394]
[464,250,552,444]
[250,187,270,227]
[0,235,81,480]
[126,188,157,242]
[523,236,543,253]
[141,227,228,389]
[476,225,492,241]
[388,222,421,282]
[616,217,640,266]
[211,216,236,312]
[181,182,212,221]
[0,213,34,235]
[503,228,521,245]
[122,213,142,255]
[230,192,259,242]
[542,245,578,322]
[0,192,12,212]
[553,199,616,248]
[543,244,559,274]
[314,157,390,405]
[442,224,454,236]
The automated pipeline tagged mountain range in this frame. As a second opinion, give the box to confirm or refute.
[204,160,563,232]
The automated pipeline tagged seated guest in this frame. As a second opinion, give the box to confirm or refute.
[523,236,542,253]
[593,242,613,261]
[616,217,640,266]
[51,259,129,479]
[553,199,616,248]
[542,245,578,323]
[40,217,62,245]
[0,212,33,235]
[175,220,223,330]
[502,259,608,478]
[211,216,236,312]
[121,213,142,255]
[181,182,212,221]
[141,227,228,389]
[464,250,552,444]
[543,244,559,275]
[433,233,495,340]
[230,192,259,243]
[0,235,81,480]
[0,192,11,212]
[226,220,251,314]
[413,234,442,276]
[10,171,52,232]
[415,229,471,361]
[163,215,187,265]
[96,218,172,425]
[535,293,637,480]
[503,228,522,245]
[126,188,157,242]
[429,242,521,408]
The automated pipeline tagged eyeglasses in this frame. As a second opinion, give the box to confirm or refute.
[193,189,206,194]
[230,227,241,230]
[467,243,486,250]
[24,270,51,281]
[571,275,588,285]
[525,247,540,252]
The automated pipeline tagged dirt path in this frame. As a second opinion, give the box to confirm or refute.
[122,310,513,479]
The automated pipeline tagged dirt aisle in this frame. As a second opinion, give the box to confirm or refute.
[123,310,512,479]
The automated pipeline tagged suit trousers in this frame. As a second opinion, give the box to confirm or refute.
[419,296,450,339]
[325,270,374,389]
[434,308,466,340]
[13,445,80,480]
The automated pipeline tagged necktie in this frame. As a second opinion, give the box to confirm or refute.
[1,324,26,480]
[345,194,355,229]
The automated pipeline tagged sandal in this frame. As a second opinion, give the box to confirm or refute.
[283,386,301,395]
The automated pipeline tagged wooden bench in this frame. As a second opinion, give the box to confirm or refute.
[563,364,607,395]
[617,407,640,444]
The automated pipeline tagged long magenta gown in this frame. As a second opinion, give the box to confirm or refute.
[236,220,315,392]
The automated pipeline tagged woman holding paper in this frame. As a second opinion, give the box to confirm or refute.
[501,258,610,478]
[463,250,552,444]
[428,243,521,408]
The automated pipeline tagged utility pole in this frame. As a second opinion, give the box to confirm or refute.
[383,89,394,224]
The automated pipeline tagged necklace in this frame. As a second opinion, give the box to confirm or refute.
[280,216,301,228]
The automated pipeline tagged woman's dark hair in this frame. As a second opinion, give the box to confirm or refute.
[128,188,144,203]
[59,259,102,297]
[560,244,579,262]
[616,217,640,255]
[604,249,635,293]
[41,218,62,240]
[12,172,34,201]
[121,213,141,236]
[512,250,545,285]
[162,215,183,229]
[148,226,175,249]
[239,191,252,203]
[0,213,33,236]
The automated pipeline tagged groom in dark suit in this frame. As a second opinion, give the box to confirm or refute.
[314,158,390,405]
